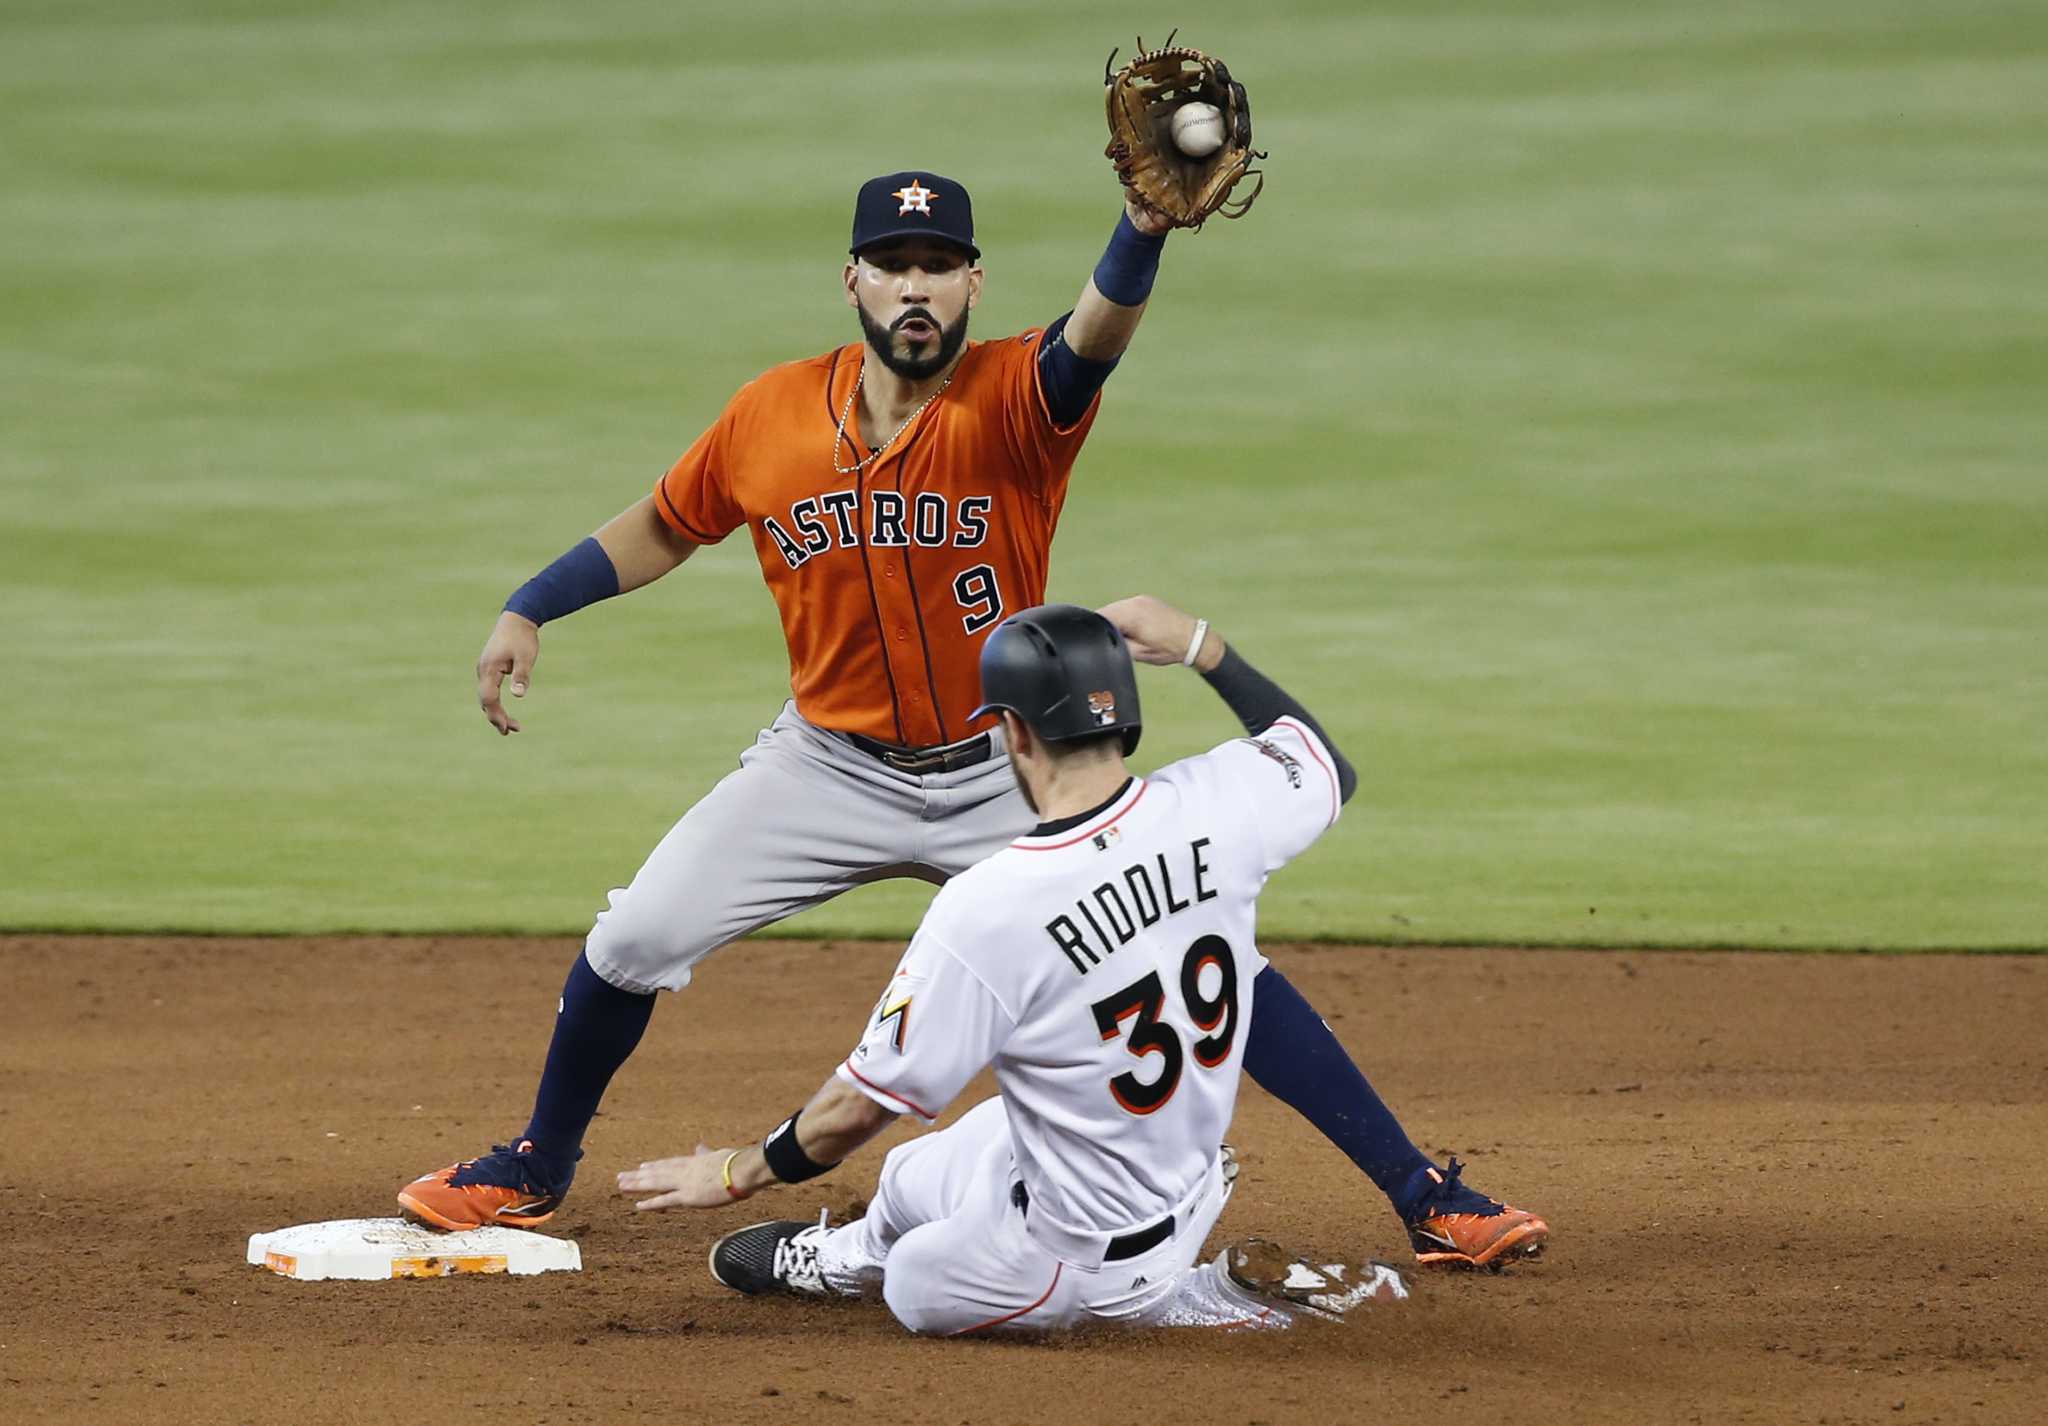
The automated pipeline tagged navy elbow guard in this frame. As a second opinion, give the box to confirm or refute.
[1038,313,1120,428]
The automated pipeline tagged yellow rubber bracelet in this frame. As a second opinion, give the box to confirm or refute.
[720,1149,746,1201]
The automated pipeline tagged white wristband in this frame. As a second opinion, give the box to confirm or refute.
[1182,618,1210,668]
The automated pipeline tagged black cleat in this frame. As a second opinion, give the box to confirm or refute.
[709,1216,835,1297]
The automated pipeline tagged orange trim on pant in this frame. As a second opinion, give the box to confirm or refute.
[949,1264,1064,1336]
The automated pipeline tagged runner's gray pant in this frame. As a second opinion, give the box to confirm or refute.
[584,702,1030,993]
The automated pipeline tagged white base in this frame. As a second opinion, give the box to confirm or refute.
[246,1217,582,1281]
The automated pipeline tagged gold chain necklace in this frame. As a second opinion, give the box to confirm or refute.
[833,362,955,477]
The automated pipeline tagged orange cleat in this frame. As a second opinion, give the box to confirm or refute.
[397,1139,576,1231]
[1404,1159,1549,1270]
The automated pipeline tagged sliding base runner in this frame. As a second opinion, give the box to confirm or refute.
[617,601,1460,1334]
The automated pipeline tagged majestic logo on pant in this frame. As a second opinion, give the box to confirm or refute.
[762,490,992,571]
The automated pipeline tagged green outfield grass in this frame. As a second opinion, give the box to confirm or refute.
[4,0,2043,947]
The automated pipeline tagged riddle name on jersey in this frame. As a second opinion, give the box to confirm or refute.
[1042,834,1218,977]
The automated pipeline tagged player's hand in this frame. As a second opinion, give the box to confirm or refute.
[1122,193,1171,237]
[1098,594,1223,670]
[477,611,540,735]
[617,1144,737,1211]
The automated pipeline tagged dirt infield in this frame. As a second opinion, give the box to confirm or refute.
[3,937,2041,1425]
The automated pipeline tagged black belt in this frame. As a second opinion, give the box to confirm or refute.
[1104,1214,1176,1261]
[843,730,993,775]
[1010,1182,1175,1262]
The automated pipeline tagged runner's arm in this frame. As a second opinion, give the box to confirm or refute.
[615,1075,895,1212]
[1099,594,1358,804]
[1198,646,1357,805]
[717,1076,897,1201]
[618,931,1009,1211]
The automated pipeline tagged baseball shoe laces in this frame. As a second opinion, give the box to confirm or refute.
[773,1209,834,1293]
[1404,1157,1550,1270]
[709,1209,840,1297]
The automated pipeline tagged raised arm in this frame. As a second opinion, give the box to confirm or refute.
[1035,199,1172,427]
[477,493,698,735]
[1098,594,1359,804]
[1063,198,1172,360]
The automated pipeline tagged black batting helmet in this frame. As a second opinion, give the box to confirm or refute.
[970,604,1142,755]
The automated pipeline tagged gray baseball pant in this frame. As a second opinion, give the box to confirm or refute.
[583,702,1029,993]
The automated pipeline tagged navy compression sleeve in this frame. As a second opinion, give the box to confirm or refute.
[1202,646,1358,803]
[1241,965,1437,1218]
[1036,211,1169,427]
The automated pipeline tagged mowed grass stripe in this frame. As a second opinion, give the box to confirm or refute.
[3,1,2042,944]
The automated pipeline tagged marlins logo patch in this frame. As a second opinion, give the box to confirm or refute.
[869,969,921,1054]
[876,993,911,1051]
[1087,690,1117,726]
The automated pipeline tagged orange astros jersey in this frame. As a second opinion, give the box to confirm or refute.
[654,332,1098,747]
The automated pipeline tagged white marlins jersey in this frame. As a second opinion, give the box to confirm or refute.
[836,716,1343,1258]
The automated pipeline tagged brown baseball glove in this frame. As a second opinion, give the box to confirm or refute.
[1103,33,1264,230]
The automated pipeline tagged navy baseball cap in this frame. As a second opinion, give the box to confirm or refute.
[850,171,979,260]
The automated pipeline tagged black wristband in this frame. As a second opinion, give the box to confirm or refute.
[761,1111,835,1184]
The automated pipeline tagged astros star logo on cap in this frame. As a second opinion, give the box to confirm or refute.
[893,180,935,216]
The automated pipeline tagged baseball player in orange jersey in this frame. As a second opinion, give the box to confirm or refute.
[399,171,1549,1271]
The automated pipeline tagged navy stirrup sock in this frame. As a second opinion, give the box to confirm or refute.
[522,950,656,1167]
[1242,965,1436,1220]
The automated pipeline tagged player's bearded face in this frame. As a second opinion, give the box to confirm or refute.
[849,242,977,382]
[856,294,970,381]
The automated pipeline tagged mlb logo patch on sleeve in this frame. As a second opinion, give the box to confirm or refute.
[1248,738,1303,788]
